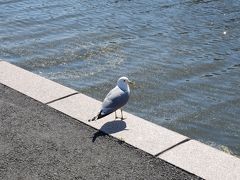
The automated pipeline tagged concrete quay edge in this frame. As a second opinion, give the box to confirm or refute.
[159,140,240,180]
[0,61,240,180]
[48,93,189,155]
[0,61,77,103]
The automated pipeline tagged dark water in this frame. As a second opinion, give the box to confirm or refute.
[1,0,240,156]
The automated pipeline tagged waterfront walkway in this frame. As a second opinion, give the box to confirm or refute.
[0,83,200,179]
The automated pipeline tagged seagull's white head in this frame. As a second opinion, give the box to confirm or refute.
[117,76,131,92]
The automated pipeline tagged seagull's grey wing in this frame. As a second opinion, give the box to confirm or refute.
[100,86,129,117]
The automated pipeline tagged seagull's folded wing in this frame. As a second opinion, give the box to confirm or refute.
[101,86,129,116]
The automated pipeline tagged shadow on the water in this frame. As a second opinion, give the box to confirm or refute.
[92,120,127,142]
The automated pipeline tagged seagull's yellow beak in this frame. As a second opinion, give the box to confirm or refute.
[128,80,136,87]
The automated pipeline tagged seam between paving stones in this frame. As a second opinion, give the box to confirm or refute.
[154,138,191,156]
[45,92,79,104]
[0,81,77,105]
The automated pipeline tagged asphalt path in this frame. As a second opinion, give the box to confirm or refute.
[0,84,202,180]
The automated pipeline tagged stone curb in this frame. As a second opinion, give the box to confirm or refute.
[0,61,77,103]
[159,140,240,180]
[0,61,239,180]
[48,93,189,155]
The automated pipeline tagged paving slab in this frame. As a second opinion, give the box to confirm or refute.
[0,61,77,103]
[0,83,202,179]
[158,140,240,180]
[48,93,189,155]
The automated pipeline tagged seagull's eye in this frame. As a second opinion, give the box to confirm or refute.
[123,80,126,82]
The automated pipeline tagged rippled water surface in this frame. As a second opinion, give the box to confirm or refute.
[1,0,240,156]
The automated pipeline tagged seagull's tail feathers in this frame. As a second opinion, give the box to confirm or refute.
[88,111,105,122]
[88,115,98,122]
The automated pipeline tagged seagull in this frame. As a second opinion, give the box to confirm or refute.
[88,77,132,122]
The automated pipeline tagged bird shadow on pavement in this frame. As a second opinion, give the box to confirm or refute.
[92,120,127,142]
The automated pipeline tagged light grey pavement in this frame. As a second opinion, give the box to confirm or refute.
[0,83,202,179]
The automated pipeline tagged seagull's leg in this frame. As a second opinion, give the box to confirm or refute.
[115,111,117,120]
[120,109,127,120]
[120,109,124,120]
